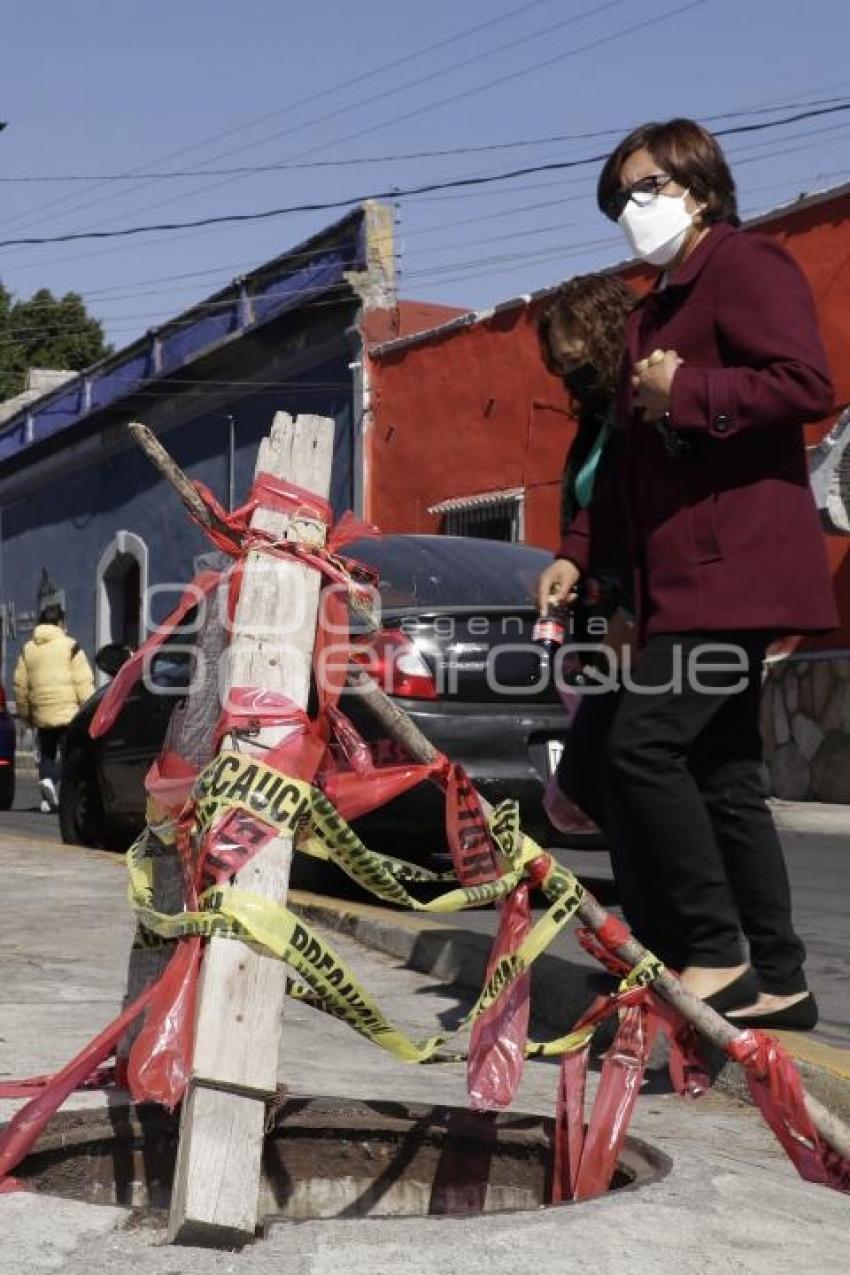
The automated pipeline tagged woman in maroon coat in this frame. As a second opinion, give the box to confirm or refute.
[539,119,837,1028]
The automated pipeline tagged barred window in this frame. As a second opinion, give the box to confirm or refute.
[428,488,524,542]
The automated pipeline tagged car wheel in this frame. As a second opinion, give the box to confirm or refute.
[0,765,14,810]
[59,749,108,848]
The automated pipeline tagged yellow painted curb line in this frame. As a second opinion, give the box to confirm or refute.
[772,1030,850,1080]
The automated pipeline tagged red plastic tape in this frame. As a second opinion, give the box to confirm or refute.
[445,764,500,886]
[127,939,202,1109]
[468,883,531,1111]
[728,1030,850,1192]
[90,571,221,738]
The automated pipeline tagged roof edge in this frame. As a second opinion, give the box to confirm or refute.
[370,180,850,361]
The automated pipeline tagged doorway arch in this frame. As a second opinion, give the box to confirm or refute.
[95,530,148,683]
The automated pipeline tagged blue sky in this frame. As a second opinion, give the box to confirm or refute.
[1,0,849,349]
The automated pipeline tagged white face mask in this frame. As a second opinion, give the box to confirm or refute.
[618,189,695,266]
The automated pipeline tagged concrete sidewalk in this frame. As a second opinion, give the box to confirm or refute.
[1,832,849,1273]
[288,792,850,1119]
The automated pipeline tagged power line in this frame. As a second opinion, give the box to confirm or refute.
[3,144,850,356]
[5,96,850,184]
[7,98,846,278]
[0,0,557,234]
[0,0,604,237]
[66,0,633,237]
[4,96,849,252]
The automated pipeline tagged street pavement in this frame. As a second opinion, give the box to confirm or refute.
[1,834,849,1274]
[5,772,848,1048]
[440,823,850,1051]
[1,772,64,843]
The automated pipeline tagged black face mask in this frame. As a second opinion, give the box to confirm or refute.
[562,362,601,400]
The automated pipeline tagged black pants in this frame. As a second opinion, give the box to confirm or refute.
[38,727,65,784]
[556,687,691,971]
[604,633,806,994]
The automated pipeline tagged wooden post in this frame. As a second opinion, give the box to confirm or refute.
[119,578,229,1062]
[168,412,334,1246]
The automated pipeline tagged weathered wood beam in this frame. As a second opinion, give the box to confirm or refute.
[167,412,334,1246]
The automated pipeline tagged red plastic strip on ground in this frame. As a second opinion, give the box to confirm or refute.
[0,1064,116,1101]
[550,987,652,1202]
[90,571,222,738]
[728,1030,850,1193]
[0,981,159,1191]
[467,882,532,1111]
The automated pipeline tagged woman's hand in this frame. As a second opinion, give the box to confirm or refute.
[631,348,683,420]
[538,559,580,612]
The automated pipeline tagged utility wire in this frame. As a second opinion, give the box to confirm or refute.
[0,0,607,237]
[0,0,556,233]
[65,0,633,237]
[7,102,847,275]
[3,97,848,251]
[4,96,850,183]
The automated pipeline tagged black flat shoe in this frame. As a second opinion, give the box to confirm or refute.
[726,992,819,1033]
[701,968,760,1014]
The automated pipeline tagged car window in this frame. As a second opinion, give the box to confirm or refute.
[347,536,552,610]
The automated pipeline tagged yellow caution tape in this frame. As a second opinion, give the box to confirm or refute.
[192,750,570,914]
[126,750,667,1064]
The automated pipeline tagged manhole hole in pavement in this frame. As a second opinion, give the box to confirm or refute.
[9,1096,670,1226]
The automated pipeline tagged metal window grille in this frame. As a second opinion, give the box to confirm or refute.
[429,489,525,542]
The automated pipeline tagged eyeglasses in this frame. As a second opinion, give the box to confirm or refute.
[604,173,674,221]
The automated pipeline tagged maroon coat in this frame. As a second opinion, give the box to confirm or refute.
[560,223,839,638]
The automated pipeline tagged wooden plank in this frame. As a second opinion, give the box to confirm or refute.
[119,580,229,1061]
[169,412,334,1245]
[170,1087,264,1249]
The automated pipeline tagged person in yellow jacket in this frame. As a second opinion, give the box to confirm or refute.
[14,604,95,813]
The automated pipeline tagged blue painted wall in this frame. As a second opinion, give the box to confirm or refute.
[1,352,354,679]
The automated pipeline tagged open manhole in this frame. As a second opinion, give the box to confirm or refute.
[9,1097,670,1226]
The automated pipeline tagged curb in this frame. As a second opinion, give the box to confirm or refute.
[288,890,850,1124]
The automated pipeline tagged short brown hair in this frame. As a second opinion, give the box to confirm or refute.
[597,118,739,227]
[537,273,635,397]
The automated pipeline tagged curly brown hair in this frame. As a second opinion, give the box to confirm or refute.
[536,273,635,398]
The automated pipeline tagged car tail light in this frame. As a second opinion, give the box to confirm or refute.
[351,629,437,700]
[0,687,6,713]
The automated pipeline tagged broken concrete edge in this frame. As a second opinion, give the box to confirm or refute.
[287,890,850,1125]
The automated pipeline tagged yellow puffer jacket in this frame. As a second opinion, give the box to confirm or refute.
[13,625,95,729]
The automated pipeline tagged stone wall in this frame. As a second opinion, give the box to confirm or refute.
[760,656,850,801]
